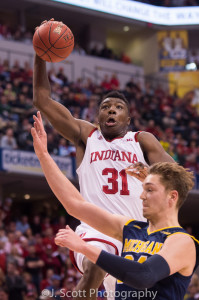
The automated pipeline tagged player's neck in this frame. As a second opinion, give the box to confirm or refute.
[148,213,180,233]
[102,129,128,141]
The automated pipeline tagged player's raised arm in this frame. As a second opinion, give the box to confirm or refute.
[138,131,175,164]
[33,54,94,145]
[31,112,129,241]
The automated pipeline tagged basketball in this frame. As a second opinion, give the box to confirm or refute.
[33,20,74,63]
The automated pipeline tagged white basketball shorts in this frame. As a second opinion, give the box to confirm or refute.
[69,223,122,274]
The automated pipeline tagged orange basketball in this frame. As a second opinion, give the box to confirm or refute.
[33,20,74,63]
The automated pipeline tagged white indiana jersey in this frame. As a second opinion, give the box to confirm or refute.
[77,128,148,222]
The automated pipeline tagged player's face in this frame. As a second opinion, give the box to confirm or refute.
[140,174,170,220]
[98,98,130,139]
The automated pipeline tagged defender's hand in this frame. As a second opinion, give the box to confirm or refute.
[31,111,48,159]
[125,162,148,182]
[55,226,86,252]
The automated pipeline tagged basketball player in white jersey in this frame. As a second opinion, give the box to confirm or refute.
[33,54,174,299]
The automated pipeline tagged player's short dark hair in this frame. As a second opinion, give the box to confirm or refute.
[99,91,130,114]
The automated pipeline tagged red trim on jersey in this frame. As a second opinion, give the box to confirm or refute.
[88,127,98,137]
[135,131,142,142]
[69,237,119,274]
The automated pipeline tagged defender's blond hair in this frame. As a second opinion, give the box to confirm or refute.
[148,162,194,208]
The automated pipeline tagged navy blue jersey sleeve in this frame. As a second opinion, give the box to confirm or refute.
[96,250,170,289]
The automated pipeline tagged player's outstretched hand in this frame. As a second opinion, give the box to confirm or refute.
[35,18,54,31]
[31,111,48,160]
[55,225,85,252]
[125,162,148,182]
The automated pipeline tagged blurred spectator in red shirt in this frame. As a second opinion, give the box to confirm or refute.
[101,75,111,91]
[109,73,120,90]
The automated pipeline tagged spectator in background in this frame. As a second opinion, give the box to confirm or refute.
[100,74,111,91]
[58,138,70,157]
[46,133,59,155]
[100,44,113,59]
[5,262,26,300]
[0,241,6,273]
[0,127,18,149]
[30,215,42,235]
[0,228,8,244]
[46,274,62,300]
[41,244,62,275]
[4,232,23,256]
[120,52,131,64]
[40,268,54,291]
[81,97,97,123]
[90,44,100,57]
[0,21,11,40]
[17,123,34,151]
[52,216,67,234]
[109,73,120,90]
[48,69,64,86]
[146,119,161,138]
[0,287,9,300]
[73,43,86,56]
[0,267,5,288]
[6,244,25,268]
[42,228,57,251]
[25,245,44,294]
[57,67,68,86]
[0,198,13,225]
[16,216,30,235]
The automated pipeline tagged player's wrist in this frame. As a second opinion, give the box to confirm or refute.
[37,150,50,162]
[81,240,90,255]
[81,243,102,264]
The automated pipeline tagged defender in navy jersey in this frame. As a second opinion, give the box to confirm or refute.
[116,220,199,300]
[31,115,198,300]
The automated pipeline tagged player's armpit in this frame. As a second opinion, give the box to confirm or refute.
[137,131,174,164]
[158,233,196,276]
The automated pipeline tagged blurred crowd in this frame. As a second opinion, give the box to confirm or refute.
[0,196,107,300]
[0,22,32,45]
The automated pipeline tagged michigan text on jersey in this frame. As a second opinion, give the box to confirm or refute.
[123,238,163,255]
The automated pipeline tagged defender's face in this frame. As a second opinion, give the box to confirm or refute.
[98,98,130,139]
[140,174,169,220]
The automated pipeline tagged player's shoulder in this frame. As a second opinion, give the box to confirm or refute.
[136,131,155,141]
[136,131,162,151]
[164,227,199,252]
[77,120,98,139]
